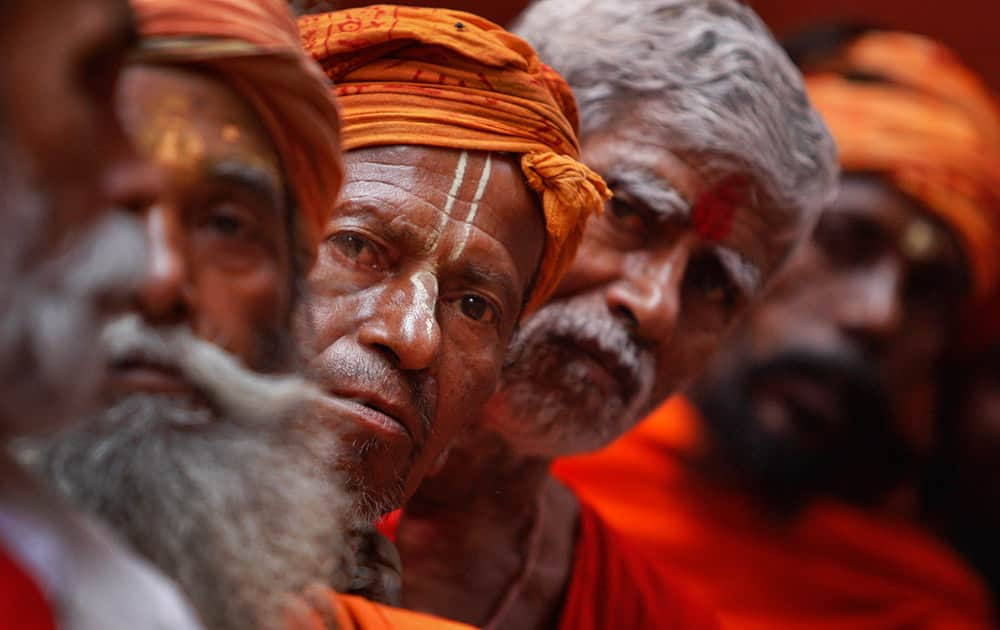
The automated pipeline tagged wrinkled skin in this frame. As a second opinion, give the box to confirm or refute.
[25,64,354,630]
[114,65,294,383]
[399,101,815,629]
[0,0,159,434]
[694,173,969,512]
[301,145,545,519]
[486,102,807,457]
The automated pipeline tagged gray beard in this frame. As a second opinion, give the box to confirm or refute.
[487,293,655,458]
[21,393,354,630]
[0,139,147,435]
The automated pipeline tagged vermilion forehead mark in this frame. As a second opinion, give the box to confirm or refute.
[692,175,750,243]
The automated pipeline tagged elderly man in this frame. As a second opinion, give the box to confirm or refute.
[0,1,204,628]
[19,1,358,629]
[297,5,608,522]
[389,0,837,628]
[559,27,1000,629]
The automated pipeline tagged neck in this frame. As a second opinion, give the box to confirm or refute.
[397,426,579,630]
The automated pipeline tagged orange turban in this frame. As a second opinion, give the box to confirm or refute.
[129,0,343,262]
[805,32,1000,307]
[299,5,610,312]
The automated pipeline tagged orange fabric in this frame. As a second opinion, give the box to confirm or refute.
[0,542,55,630]
[291,590,474,630]
[560,499,720,630]
[300,6,609,312]
[554,397,995,630]
[805,31,1000,307]
[130,0,343,261]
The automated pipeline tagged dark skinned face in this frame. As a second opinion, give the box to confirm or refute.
[111,65,294,399]
[695,173,969,509]
[0,0,158,257]
[486,102,802,457]
[301,146,544,515]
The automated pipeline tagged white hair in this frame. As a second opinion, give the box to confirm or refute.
[514,0,838,229]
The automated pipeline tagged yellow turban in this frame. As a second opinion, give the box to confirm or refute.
[299,5,610,313]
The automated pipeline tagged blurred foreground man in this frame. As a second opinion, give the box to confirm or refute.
[392,1,837,628]
[20,1,356,629]
[298,5,608,523]
[0,0,202,628]
[558,28,1000,629]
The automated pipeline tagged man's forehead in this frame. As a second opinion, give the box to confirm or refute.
[121,65,281,172]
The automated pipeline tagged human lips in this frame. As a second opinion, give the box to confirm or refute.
[107,356,197,398]
[313,373,421,447]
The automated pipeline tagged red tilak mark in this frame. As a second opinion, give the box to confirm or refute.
[412,68,424,82]
[692,176,746,242]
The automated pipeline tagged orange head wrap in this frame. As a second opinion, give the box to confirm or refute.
[805,32,1000,311]
[129,0,343,264]
[299,5,610,313]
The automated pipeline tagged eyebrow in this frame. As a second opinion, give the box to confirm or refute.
[208,160,283,210]
[610,168,692,221]
[713,245,761,296]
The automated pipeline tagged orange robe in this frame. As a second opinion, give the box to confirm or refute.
[294,591,476,630]
[554,397,996,630]
[560,499,720,630]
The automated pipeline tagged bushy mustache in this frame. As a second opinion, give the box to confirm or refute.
[102,314,362,431]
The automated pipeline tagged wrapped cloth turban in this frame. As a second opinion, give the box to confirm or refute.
[130,0,344,263]
[806,31,1000,312]
[299,5,610,313]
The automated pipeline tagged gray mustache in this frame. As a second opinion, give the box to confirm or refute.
[509,298,644,385]
[102,314,333,428]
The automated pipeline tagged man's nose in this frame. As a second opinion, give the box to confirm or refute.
[133,205,192,326]
[836,260,904,353]
[358,272,442,371]
[605,245,690,345]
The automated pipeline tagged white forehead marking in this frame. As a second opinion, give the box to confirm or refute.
[428,150,470,252]
[449,153,493,263]
[400,271,438,342]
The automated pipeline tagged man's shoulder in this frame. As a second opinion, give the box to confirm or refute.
[561,499,720,630]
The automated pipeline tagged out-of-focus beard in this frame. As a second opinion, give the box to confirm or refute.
[692,345,914,516]
[0,142,147,435]
[486,293,655,458]
[19,317,358,630]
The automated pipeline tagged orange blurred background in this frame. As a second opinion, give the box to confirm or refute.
[336,0,1000,92]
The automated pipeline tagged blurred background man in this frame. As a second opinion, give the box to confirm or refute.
[19,1,348,629]
[0,0,203,628]
[557,26,1000,630]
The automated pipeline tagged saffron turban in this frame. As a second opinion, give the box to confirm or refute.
[805,32,1000,308]
[130,0,343,262]
[299,5,610,312]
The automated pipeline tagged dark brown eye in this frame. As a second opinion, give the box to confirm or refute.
[610,197,639,219]
[686,254,738,308]
[458,294,497,324]
[328,232,382,269]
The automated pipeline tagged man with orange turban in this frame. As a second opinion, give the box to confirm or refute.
[18,1,395,629]
[382,0,837,628]
[556,26,1000,629]
[297,4,608,527]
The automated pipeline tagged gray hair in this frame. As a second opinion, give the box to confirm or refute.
[514,0,838,226]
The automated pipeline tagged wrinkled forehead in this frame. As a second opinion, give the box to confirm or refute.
[339,145,543,279]
[583,118,811,289]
